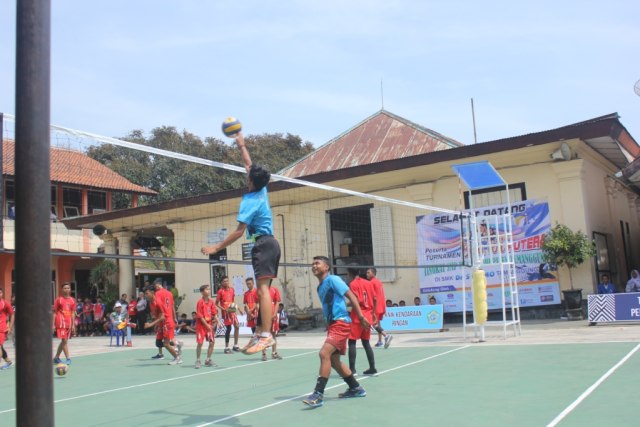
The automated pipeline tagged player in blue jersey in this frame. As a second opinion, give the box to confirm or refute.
[302,256,370,408]
[201,132,281,355]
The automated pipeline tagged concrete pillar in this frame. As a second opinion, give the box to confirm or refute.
[113,231,135,298]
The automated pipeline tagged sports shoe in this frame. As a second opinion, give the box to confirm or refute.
[241,335,259,352]
[176,340,184,356]
[204,359,217,367]
[0,361,13,370]
[127,342,132,347]
[261,353,267,362]
[66,358,71,365]
[243,335,275,355]
[224,348,233,354]
[195,360,201,369]
[168,356,183,365]
[272,352,283,360]
[302,391,324,408]
[53,357,62,364]
[151,354,165,360]
[232,345,241,352]
[374,341,384,348]
[384,335,393,349]
[363,368,377,375]
[338,386,366,398]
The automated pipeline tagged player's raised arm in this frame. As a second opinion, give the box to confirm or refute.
[235,132,252,172]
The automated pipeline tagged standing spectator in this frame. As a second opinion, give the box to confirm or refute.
[625,270,640,293]
[0,288,14,370]
[52,283,76,365]
[243,278,259,337]
[597,274,616,294]
[346,267,377,376]
[118,293,129,309]
[429,295,437,305]
[413,296,422,305]
[135,291,148,334]
[366,268,392,349]
[302,256,369,408]
[399,300,406,307]
[81,298,94,336]
[277,303,289,335]
[93,297,106,335]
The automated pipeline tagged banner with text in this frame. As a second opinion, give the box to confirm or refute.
[379,305,444,331]
[588,293,640,323]
[417,198,560,313]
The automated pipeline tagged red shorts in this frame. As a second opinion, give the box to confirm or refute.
[56,328,72,340]
[196,327,214,344]
[349,321,371,341]
[246,309,258,328]
[222,311,238,327]
[0,331,6,345]
[325,320,351,355]
[156,322,175,341]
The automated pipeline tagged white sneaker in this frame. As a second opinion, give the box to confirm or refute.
[168,356,183,365]
[195,360,201,369]
[384,335,393,349]
[176,340,184,356]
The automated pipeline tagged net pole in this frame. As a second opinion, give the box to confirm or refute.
[15,0,54,426]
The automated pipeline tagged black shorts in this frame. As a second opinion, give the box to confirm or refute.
[252,235,281,280]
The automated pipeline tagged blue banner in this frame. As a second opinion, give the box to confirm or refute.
[588,293,640,322]
[379,305,444,331]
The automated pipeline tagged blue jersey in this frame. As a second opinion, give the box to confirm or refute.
[237,186,273,238]
[317,275,351,323]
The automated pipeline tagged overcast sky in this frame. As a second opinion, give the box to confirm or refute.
[1,1,639,148]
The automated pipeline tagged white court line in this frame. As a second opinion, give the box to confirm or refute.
[0,350,317,415]
[546,342,640,427]
[196,345,470,427]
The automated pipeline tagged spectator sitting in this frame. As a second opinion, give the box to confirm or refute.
[625,270,640,293]
[108,302,127,331]
[176,313,191,334]
[597,274,616,294]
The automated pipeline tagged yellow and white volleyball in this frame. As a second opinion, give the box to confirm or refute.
[221,117,242,138]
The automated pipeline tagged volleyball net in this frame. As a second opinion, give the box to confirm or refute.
[1,113,475,309]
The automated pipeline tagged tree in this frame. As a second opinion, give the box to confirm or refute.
[87,127,314,205]
[541,223,596,290]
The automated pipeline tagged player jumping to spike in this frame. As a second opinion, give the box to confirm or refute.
[201,131,281,355]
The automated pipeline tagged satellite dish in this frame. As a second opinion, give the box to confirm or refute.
[635,79,640,97]
[550,142,572,161]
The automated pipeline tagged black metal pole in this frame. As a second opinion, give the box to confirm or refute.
[15,0,53,426]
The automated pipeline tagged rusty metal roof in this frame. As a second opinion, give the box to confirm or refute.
[279,110,464,178]
[2,139,157,195]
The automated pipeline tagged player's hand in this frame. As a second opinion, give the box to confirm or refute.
[235,132,245,146]
[201,245,220,255]
[144,322,152,329]
[359,316,370,329]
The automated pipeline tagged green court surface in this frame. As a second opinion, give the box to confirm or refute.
[1,342,638,426]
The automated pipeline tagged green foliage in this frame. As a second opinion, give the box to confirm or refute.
[541,223,596,289]
[87,127,314,205]
[89,260,118,307]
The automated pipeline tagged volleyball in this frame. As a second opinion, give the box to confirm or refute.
[227,302,237,313]
[55,363,68,376]
[222,117,242,137]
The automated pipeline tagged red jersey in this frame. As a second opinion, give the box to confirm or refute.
[154,288,175,328]
[243,288,258,312]
[348,276,375,323]
[93,303,105,319]
[370,276,386,315]
[54,296,77,329]
[269,286,281,312]
[0,299,14,333]
[196,298,217,327]
[217,287,235,310]
[127,300,137,317]
[82,302,93,316]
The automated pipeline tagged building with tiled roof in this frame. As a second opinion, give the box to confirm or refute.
[1,139,157,302]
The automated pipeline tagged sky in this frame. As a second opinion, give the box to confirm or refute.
[1,1,639,148]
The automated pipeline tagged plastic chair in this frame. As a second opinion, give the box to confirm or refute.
[109,324,124,347]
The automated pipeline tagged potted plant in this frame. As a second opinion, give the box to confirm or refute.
[541,223,596,320]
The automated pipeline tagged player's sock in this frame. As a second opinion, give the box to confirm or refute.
[362,340,376,371]
[343,374,359,390]
[348,340,357,373]
[314,376,328,394]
